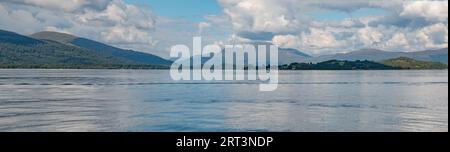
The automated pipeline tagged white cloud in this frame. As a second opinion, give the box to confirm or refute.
[272,35,300,49]
[356,26,383,47]
[401,1,448,22]
[2,0,111,12]
[219,0,311,39]
[219,0,448,54]
[75,1,155,30]
[383,32,410,50]
[0,4,44,34]
[416,23,449,49]
[273,27,348,55]
[101,25,153,45]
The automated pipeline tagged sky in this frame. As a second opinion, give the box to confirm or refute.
[0,0,448,58]
[125,0,222,22]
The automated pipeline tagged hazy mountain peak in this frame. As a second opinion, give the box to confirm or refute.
[305,48,448,64]
[349,48,385,54]
[31,31,78,44]
[280,48,311,57]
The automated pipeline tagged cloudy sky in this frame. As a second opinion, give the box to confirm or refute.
[0,0,448,57]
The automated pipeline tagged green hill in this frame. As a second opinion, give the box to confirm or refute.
[31,31,172,65]
[380,57,448,70]
[0,29,170,69]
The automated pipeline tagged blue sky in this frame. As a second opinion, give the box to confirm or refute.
[125,0,222,22]
[126,0,388,22]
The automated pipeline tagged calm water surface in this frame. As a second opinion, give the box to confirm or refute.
[0,69,447,132]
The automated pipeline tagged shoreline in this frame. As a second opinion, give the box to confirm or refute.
[0,68,447,70]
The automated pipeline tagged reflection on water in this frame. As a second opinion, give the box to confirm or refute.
[0,69,447,132]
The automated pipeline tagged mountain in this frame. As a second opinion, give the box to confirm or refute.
[407,48,448,64]
[380,57,448,69]
[185,46,447,66]
[0,29,170,69]
[278,48,311,65]
[249,42,311,64]
[0,30,43,46]
[308,49,395,62]
[181,47,311,66]
[307,48,448,64]
[31,31,172,65]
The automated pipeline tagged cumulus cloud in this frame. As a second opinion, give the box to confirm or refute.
[401,1,448,22]
[272,35,300,49]
[384,32,410,50]
[219,0,448,54]
[273,27,349,55]
[0,4,43,34]
[356,26,383,47]
[416,23,449,49]
[218,0,311,40]
[2,0,111,12]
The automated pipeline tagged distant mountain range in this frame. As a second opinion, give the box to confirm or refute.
[181,46,447,67]
[278,48,311,65]
[0,29,448,69]
[0,29,171,68]
[304,48,448,64]
[183,47,311,66]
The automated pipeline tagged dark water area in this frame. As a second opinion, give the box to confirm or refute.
[0,69,447,132]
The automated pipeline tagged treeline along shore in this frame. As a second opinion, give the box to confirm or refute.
[1,57,447,70]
